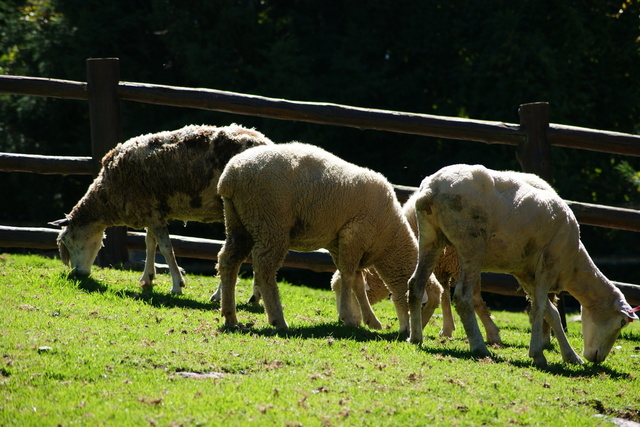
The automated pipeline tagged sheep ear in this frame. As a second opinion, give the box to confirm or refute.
[49,218,69,227]
[613,299,639,321]
[625,306,640,321]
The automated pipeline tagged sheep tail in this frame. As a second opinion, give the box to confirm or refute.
[414,188,434,215]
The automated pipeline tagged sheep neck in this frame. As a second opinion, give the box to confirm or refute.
[560,243,620,310]
[69,179,121,227]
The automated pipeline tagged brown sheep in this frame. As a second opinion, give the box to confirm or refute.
[50,124,273,294]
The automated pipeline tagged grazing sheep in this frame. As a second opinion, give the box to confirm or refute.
[50,124,274,294]
[216,142,424,335]
[332,191,501,344]
[408,164,638,365]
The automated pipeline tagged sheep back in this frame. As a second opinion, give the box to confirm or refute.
[417,164,579,291]
[71,124,273,229]
[218,142,414,259]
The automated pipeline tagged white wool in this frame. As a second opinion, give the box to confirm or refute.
[408,164,636,366]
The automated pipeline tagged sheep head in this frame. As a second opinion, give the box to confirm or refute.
[581,298,638,363]
[49,218,105,277]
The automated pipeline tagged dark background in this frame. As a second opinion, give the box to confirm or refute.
[1,0,639,288]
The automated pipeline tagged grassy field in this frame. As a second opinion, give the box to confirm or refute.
[1,253,639,426]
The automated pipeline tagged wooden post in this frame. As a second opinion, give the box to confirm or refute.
[86,58,129,267]
[517,102,553,179]
[517,102,567,330]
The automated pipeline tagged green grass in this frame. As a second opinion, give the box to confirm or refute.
[1,254,639,426]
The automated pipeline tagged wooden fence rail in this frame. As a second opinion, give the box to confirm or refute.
[2,152,640,232]
[2,74,640,156]
[1,58,639,306]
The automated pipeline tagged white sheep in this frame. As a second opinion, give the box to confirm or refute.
[332,191,501,344]
[215,142,427,335]
[408,164,638,365]
[50,124,273,294]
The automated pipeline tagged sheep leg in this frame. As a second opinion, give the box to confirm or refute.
[421,274,444,330]
[149,226,185,294]
[216,199,254,327]
[540,295,556,349]
[439,278,455,337]
[407,263,437,343]
[526,279,553,366]
[210,284,221,302]
[335,269,363,327]
[139,228,157,290]
[247,277,262,305]
[407,239,441,343]
[216,236,252,327]
[210,273,260,305]
[334,228,379,328]
[331,271,364,326]
[454,262,490,358]
[473,279,502,345]
[543,299,583,365]
[252,242,288,329]
[371,261,413,339]
[352,271,382,330]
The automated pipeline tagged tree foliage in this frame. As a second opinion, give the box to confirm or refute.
[1,0,639,278]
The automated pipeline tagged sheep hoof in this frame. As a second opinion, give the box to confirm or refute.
[439,328,454,338]
[365,318,383,330]
[222,311,239,328]
[397,331,409,342]
[209,292,220,302]
[140,282,154,291]
[270,319,288,330]
[247,294,261,305]
[408,334,423,345]
[470,343,491,359]
[339,314,360,327]
[370,322,383,330]
[486,332,502,346]
[224,319,239,329]
[564,353,584,365]
[531,354,548,367]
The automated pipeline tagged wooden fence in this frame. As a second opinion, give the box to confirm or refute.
[1,58,639,305]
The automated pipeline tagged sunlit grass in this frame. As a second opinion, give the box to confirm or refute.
[1,253,639,426]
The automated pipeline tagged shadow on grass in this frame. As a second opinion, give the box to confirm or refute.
[64,273,212,311]
[224,317,632,379]
[61,273,633,379]
[532,360,632,379]
[223,321,403,343]
[66,272,268,313]
[415,343,632,379]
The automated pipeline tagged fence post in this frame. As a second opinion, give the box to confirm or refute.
[517,102,567,329]
[86,58,129,268]
[517,102,553,179]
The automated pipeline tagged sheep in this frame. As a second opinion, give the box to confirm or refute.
[332,191,501,344]
[408,164,638,365]
[50,124,274,294]
[215,142,428,335]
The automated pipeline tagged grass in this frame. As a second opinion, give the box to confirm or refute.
[1,253,639,426]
